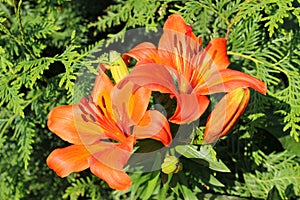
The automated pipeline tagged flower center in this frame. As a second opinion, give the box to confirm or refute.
[79,96,124,139]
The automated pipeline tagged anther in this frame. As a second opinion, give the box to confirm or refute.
[79,104,88,115]
[178,41,183,55]
[81,114,89,122]
[173,34,178,47]
[101,96,106,108]
[80,97,88,105]
[89,114,97,122]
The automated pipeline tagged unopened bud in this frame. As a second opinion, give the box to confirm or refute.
[161,156,183,174]
[109,51,129,83]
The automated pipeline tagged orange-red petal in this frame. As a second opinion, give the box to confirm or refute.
[88,136,135,191]
[133,110,172,146]
[89,156,132,191]
[112,81,151,126]
[123,42,159,64]
[129,87,152,124]
[163,14,198,42]
[48,104,104,145]
[118,64,178,95]
[203,88,250,143]
[91,67,114,116]
[159,18,201,78]
[169,94,210,124]
[195,69,267,95]
[203,38,230,70]
[46,145,90,177]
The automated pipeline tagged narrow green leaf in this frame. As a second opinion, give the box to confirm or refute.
[179,184,198,200]
[140,171,160,200]
[208,174,225,187]
[175,145,230,172]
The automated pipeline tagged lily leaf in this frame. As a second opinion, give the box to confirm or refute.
[140,171,160,200]
[209,174,225,187]
[175,145,230,172]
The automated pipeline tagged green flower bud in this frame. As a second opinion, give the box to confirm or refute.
[161,156,183,174]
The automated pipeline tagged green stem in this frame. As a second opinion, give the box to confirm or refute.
[227,50,288,76]
[226,0,253,40]
[14,0,36,58]
[196,2,230,26]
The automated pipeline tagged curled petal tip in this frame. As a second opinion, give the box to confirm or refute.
[46,145,90,177]
[261,82,268,95]
[133,110,172,147]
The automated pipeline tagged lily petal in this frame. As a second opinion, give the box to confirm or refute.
[169,94,210,124]
[158,31,198,80]
[203,88,250,143]
[159,18,201,78]
[123,42,159,64]
[203,38,230,70]
[163,14,199,42]
[118,64,178,95]
[129,87,152,124]
[46,145,89,177]
[88,137,135,191]
[195,69,267,95]
[89,156,132,191]
[91,67,114,116]
[47,105,103,145]
[113,81,151,126]
[133,110,172,146]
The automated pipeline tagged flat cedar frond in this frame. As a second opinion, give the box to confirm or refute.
[89,0,165,46]
[234,0,296,37]
[63,176,109,200]
[244,151,300,199]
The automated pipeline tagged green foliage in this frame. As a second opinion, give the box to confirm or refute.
[244,151,300,199]
[89,0,170,45]
[0,0,299,199]
[175,145,230,172]
[63,176,111,200]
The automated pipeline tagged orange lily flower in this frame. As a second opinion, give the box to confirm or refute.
[120,14,267,124]
[46,66,172,191]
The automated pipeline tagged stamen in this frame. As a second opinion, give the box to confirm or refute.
[78,96,129,143]
[187,43,192,58]
[88,95,94,103]
[186,26,193,36]
[205,43,212,52]
[80,97,99,119]
[197,50,205,66]
[80,97,88,105]
[190,50,205,84]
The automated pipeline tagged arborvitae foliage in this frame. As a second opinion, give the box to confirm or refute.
[0,0,299,199]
